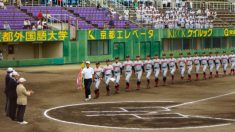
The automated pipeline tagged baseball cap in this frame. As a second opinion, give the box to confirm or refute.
[18,78,26,83]
[7,67,14,72]
[85,61,90,64]
[96,62,100,65]
[126,55,130,58]
[106,59,110,62]
[115,57,119,59]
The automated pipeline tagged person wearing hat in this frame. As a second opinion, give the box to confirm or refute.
[152,54,161,87]
[93,62,103,99]
[160,54,168,85]
[228,50,235,75]
[177,53,186,80]
[186,53,193,81]
[7,71,20,120]
[201,52,208,80]
[193,52,200,81]
[133,56,144,90]
[221,51,229,76]
[112,57,122,93]
[208,52,215,79]
[81,61,94,101]
[168,54,177,83]
[16,78,34,125]
[214,52,221,77]
[5,67,14,116]
[144,55,152,89]
[122,55,133,91]
[103,59,114,96]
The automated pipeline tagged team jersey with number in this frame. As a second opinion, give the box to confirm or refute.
[94,67,103,79]
[177,58,186,67]
[144,60,153,70]
[123,61,133,72]
[221,55,228,64]
[186,57,193,66]
[200,56,208,65]
[103,65,113,75]
[112,62,122,73]
[133,60,143,72]
[153,59,161,69]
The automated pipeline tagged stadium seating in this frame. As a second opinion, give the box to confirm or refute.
[0,6,36,30]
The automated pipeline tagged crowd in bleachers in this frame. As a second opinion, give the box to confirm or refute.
[135,2,216,29]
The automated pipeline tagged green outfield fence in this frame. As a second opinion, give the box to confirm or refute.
[1,28,235,67]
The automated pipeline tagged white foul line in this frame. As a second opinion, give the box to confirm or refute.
[167,91,235,109]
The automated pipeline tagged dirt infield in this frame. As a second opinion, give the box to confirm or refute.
[0,64,235,132]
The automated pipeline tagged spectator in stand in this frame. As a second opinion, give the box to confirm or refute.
[124,9,129,21]
[48,0,52,6]
[43,11,52,22]
[32,23,37,30]
[0,0,6,9]
[37,20,43,30]
[42,19,48,29]
[37,10,43,20]
[23,19,31,29]
[16,0,22,7]
[3,22,11,30]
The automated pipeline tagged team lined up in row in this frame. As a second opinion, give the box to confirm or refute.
[92,51,235,98]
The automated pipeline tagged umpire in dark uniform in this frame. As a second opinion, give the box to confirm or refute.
[7,71,20,121]
[5,68,14,116]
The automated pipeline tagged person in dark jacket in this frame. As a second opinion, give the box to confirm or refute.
[7,71,20,121]
[5,67,14,116]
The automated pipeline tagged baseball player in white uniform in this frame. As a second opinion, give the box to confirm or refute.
[112,57,122,93]
[93,62,103,99]
[160,54,168,85]
[152,54,161,87]
[229,51,235,75]
[186,52,193,81]
[177,53,186,80]
[201,52,208,80]
[214,52,221,77]
[103,59,114,96]
[122,56,133,91]
[193,52,201,80]
[133,56,144,90]
[208,52,215,79]
[221,51,229,76]
[168,54,177,83]
[144,55,153,89]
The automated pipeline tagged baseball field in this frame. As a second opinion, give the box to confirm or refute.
[0,65,235,132]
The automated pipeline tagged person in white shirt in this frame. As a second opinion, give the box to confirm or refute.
[0,51,3,60]
[82,61,94,101]
[186,52,193,81]
[122,55,133,91]
[3,22,11,30]
[221,51,229,76]
[200,52,208,80]
[214,52,221,77]
[152,54,161,87]
[160,54,168,85]
[193,52,200,81]
[112,57,122,93]
[228,50,235,75]
[103,59,114,96]
[177,53,186,80]
[208,52,215,78]
[93,62,103,99]
[144,55,152,89]
[168,54,177,83]
[133,56,144,90]
[23,19,31,29]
